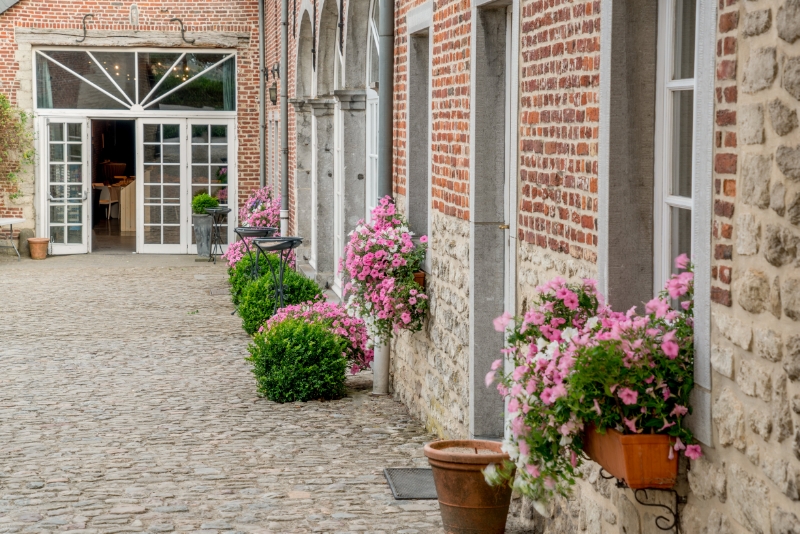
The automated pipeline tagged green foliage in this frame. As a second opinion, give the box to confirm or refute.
[0,93,35,200]
[228,253,279,306]
[237,269,324,335]
[247,318,348,402]
[191,192,219,214]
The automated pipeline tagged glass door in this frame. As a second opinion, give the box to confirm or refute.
[45,118,90,255]
[365,89,379,219]
[188,119,234,254]
[136,120,186,253]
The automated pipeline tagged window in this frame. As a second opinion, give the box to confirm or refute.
[654,0,697,291]
[35,50,236,111]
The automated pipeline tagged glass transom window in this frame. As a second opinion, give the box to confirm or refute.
[36,50,236,111]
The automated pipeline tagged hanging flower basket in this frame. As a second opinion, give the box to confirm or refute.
[582,425,677,489]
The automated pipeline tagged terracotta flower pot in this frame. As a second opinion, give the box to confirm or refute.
[424,440,512,534]
[583,425,677,489]
[414,270,426,290]
[27,237,49,260]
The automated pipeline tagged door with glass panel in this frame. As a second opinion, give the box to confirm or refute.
[45,119,90,255]
[137,120,186,253]
[188,120,234,254]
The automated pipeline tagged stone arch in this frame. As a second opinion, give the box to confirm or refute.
[343,0,369,89]
[316,0,338,96]
[296,10,313,98]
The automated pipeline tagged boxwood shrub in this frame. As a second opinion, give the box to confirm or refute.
[237,269,324,335]
[247,318,348,402]
[229,253,279,306]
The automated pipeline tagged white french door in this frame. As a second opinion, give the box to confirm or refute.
[365,88,379,219]
[137,118,235,254]
[43,118,90,255]
[137,120,185,253]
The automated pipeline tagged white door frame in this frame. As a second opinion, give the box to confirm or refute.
[38,116,91,255]
[332,102,345,296]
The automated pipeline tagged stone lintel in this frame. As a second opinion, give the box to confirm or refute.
[333,89,366,110]
[289,98,311,113]
[308,98,336,116]
[15,27,250,49]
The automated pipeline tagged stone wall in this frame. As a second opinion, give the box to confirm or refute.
[391,210,471,439]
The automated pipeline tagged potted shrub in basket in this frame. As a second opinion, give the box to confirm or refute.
[191,192,218,258]
[484,255,699,510]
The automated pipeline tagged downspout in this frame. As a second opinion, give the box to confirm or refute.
[280,0,289,235]
[259,0,266,188]
[372,0,395,396]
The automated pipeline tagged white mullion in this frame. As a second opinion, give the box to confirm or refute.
[140,53,187,106]
[87,51,135,106]
[37,51,132,110]
[665,195,693,210]
[145,54,235,109]
[135,52,139,105]
[666,79,695,91]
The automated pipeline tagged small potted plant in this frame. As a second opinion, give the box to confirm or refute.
[191,192,218,258]
[485,255,699,510]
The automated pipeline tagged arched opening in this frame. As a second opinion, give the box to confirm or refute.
[316,0,338,96]
[296,12,313,98]
[293,11,314,262]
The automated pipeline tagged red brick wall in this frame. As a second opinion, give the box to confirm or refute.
[0,0,262,215]
[517,0,600,263]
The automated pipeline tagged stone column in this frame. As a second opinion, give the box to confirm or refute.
[290,98,313,264]
[309,99,336,288]
[333,90,367,234]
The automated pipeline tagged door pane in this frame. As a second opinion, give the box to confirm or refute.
[142,124,182,246]
[670,90,694,198]
[673,0,697,80]
[37,55,128,110]
[48,122,83,246]
[190,123,229,246]
[144,55,236,111]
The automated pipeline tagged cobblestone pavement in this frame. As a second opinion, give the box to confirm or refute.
[0,254,448,534]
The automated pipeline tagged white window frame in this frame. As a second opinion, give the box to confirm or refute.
[653,0,716,444]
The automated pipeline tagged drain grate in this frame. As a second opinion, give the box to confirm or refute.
[383,468,438,500]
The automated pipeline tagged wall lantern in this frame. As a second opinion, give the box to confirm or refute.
[269,82,278,105]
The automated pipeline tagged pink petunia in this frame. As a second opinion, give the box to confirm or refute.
[420,235,428,243]
[592,399,602,416]
[674,253,690,270]
[485,371,496,387]
[645,297,670,319]
[661,330,679,359]
[563,293,579,310]
[525,464,540,477]
[622,417,638,433]
[685,444,702,459]
[493,312,513,332]
[617,387,638,405]
[670,405,688,417]
[491,359,503,371]
[518,440,530,457]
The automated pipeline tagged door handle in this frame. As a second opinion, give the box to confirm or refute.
[83,190,89,201]
[498,224,510,230]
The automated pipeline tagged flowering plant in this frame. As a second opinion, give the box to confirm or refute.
[216,166,228,184]
[485,255,697,506]
[261,301,374,374]
[222,185,289,269]
[341,196,429,339]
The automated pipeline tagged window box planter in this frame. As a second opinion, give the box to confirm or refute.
[414,270,426,290]
[424,440,512,534]
[583,424,677,489]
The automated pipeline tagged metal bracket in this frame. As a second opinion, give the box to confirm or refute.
[170,18,196,44]
[76,14,94,43]
[597,469,684,533]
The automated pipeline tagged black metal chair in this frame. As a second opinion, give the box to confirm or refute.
[252,237,304,311]
[205,207,232,263]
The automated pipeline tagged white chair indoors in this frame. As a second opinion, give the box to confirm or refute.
[98,186,119,220]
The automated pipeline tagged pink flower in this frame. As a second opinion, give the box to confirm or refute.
[645,297,670,319]
[622,417,638,433]
[670,405,688,417]
[563,292,579,310]
[491,359,503,371]
[525,464,540,477]
[658,419,676,432]
[685,444,702,459]
[674,253,690,270]
[493,312,513,332]
[419,235,428,243]
[661,330,679,359]
[592,399,602,416]
[400,312,412,324]
[485,371,496,387]
[518,440,530,457]
[617,387,638,405]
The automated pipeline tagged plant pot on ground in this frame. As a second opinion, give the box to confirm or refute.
[583,425,677,489]
[191,192,219,258]
[27,237,49,260]
[424,440,512,534]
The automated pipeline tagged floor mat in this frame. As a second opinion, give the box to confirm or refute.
[383,468,438,500]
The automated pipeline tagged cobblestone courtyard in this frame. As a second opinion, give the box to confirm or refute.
[0,254,446,534]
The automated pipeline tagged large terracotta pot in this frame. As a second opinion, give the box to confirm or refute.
[583,425,677,489]
[27,237,49,260]
[424,440,512,534]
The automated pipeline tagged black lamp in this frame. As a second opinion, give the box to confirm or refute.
[269,82,278,105]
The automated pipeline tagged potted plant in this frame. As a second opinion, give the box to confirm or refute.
[484,255,699,509]
[191,192,218,258]
[341,196,429,341]
[424,440,513,534]
[222,185,282,269]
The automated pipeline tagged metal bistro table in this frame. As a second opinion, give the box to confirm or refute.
[234,226,278,278]
[0,218,25,261]
[252,236,303,312]
[205,207,232,263]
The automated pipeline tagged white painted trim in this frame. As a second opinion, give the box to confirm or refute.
[407,1,433,36]
[37,51,132,109]
[140,52,187,106]
[596,0,613,298]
